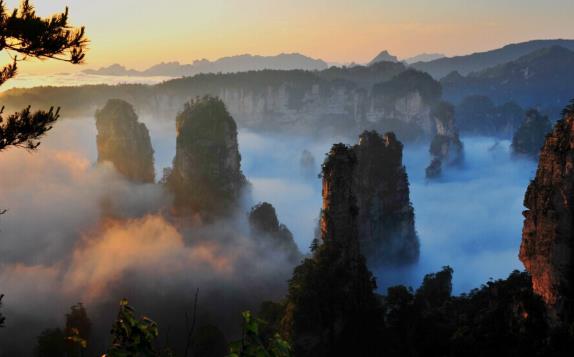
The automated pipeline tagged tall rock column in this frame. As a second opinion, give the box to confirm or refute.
[166,96,247,218]
[425,101,464,178]
[353,131,419,266]
[281,143,382,357]
[320,144,361,261]
[520,103,574,324]
[95,99,155,183]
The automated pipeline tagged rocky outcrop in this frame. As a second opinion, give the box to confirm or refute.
[425,101,464,178]
[425,158,442,179]
[320,144,361,260]
[95,99,155,183]
[319,131,419,267]
[248,202,301,262]
[353,131,419,266]
[520,103,574,325]
[165,96,247,218]
[282,143,382,357]
[511,109,552,158]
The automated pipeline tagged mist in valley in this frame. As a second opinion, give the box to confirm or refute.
[0,112,537,353]
[238,130,537,293]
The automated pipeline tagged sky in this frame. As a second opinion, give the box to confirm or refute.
[3,0,574,73]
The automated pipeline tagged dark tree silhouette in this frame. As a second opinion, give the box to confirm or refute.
[35,328,66,357]
[0,0,88,152]
[65,303,92,356]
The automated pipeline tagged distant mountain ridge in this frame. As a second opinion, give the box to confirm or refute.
[441,45,574,117]
[84,53,329,77]
[368,50,399,65]
[403,53,445,64]
[369,51,444,65]
[411,39,574,78]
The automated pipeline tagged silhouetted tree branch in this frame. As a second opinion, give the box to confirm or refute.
[0,0,88,152]
[0,105,59,150]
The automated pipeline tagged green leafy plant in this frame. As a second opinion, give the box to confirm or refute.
[106,299,159,357]
[66,327,87,353]
[64,303,91,356]
[228,311,291,357]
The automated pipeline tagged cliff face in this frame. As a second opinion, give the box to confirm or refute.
[353,131,419,266]
[95,99,155,183]
[319,131,419,267]
[166,96,247,218]
[248,202,301,262]
[520,104,574,324]
[426,102,464,178]
[152,70,440,140]
[512,109,552,159]
[320,144,361,260]
[1,68,444,141]
[218,84,434,137]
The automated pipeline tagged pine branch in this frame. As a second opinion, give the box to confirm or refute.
[0,106,60,151]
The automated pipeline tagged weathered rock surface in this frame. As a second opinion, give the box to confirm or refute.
[1,66,446,141]
[249,202,301,262]
[520,103,574,324]
[95,99,155,183]
[166,96,247,218]
[426,101,464,178]
[425,158,442,179]
[352,131,419,266]
[511,109,552,159]
[320,143,361,260]
[282,142,382,357]
[319,131,419,267]
[151,69,439,140]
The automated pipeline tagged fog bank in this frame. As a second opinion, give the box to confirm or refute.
[0,116,537,354]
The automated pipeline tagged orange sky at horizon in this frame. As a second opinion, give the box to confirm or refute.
[2,0,574,74]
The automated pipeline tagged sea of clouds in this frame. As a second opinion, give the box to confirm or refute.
[0,115,537,353]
